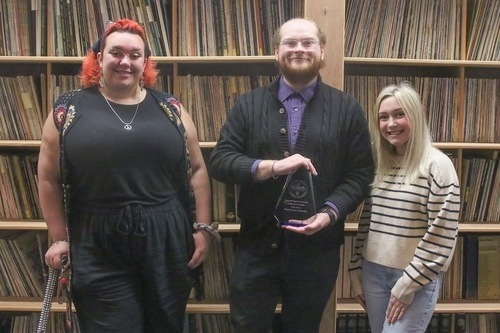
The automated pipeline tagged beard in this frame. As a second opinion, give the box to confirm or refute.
[278,57,323,85]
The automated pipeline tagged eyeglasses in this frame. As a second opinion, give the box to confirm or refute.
[280,39,320,49]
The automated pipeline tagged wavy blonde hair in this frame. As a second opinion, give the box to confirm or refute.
[370,82,434,186]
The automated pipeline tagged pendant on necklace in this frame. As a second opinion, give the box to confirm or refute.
[124,124,132,130]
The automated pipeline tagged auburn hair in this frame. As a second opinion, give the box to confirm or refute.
[80,19,158,88]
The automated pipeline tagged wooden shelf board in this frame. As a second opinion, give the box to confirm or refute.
[0,56,276,64]
[0,222,498,233]
[455,223,500,233]
[434,142,500,150]
[216,224,241,233]
[1,298,497,314]
[0,140,41,148]
[336,300,500,313]
[345,57,500,68]
[205,142,500,150]
[0,56,83,64]
[1,56,500,68]
[0,300,281,314]
[154,56,277,64]
[185,301,281,314]
[344,222,500,233]
[199,142,217,149]
[3,141,498,150]
[0,220,47,230]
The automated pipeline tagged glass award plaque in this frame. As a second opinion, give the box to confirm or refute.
[274,168,316,227]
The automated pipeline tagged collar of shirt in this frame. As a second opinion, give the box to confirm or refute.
[277,76,317,103]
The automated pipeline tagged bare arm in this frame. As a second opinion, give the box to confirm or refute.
[38,112,69,269]
[254,154,317,181]
[180,104,212,268]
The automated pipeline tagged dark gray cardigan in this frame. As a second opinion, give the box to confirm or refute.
[209,77,374,254]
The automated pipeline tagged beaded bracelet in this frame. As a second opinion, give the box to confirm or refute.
[193,222,221,241]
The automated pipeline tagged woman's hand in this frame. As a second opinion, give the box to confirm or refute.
[357,294,367,311]
[386,294,408,324]
[44,241,70,269]
[187,230,211,268]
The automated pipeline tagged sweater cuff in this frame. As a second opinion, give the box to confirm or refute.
[392,275,418,305]
[324,201,340,220]
[238,158,259,182]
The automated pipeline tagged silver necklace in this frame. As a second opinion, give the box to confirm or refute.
[102,92,141,130]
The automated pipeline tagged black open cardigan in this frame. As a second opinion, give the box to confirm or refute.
[209,77,375,255]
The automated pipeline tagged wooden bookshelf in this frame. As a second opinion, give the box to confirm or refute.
[0,0,498,332]
[338,0,500,330]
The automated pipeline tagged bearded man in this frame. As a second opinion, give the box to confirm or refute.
[209,18,374,333]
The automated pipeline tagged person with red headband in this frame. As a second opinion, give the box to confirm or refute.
[38,18,215,332]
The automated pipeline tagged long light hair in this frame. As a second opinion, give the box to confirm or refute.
[370,82,434,186]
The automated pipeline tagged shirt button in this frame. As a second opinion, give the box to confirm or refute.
[283,151,290,157]
[279,128,287,134]
[279,108,285,114]
[294,107,298,111]
[271,243,278,249]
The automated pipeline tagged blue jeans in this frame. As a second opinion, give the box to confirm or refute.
[361,260,442,333]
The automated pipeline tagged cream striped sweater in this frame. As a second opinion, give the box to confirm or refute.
[348,148,460,304]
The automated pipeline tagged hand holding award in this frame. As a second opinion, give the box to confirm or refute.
[274,167,316,227]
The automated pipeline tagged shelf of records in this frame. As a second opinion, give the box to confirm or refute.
[2,0,499,60]
[336,312,500,333]
[1,232,499,303]
[0,71,498,143]
[2,311,499,333]
[344,0,500,62]
[1,0,305,57]
[336,234,500,303]
[0,233,498,332]
[0,147,498,225]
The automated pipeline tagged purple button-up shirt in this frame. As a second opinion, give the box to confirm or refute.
[277,76,316,149]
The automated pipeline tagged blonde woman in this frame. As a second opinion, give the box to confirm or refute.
[348,82,460,333]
